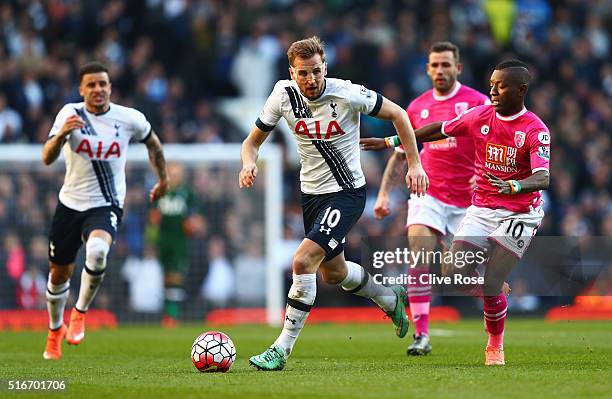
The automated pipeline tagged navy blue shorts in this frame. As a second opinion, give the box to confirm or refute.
[301,186,366,261]
[48,201,122,265]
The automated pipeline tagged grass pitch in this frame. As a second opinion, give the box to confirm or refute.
[1,319,611,399]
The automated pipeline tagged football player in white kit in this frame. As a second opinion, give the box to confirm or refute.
[41,62,169,360]
[240,36,429,371]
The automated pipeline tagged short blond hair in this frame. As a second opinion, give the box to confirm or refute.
[287,36,326,66]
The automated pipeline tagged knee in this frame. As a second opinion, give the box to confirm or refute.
[85,237,110,272]
[49,263,73,284]
[47,265,71,300]
[292,253,315,275]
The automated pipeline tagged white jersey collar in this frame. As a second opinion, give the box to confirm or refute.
[433,82,461,101]
[84,103,112,116]
[495,107,527,121]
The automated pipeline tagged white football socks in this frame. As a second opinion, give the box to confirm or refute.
[75,237,109,312]
[340,261,396,312]
[46,277,70,330]
[274,273,316,358]
[75,267,105,312]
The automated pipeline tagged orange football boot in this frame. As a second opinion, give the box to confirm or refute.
[66,308,86,345]
[485,346,505,366]
[43,324,67,360]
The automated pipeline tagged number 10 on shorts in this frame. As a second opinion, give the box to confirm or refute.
[498,218,531,256]
[319,207,341,235]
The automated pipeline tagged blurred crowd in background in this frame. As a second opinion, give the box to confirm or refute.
[0,163,270,317]
[0,0,610,316]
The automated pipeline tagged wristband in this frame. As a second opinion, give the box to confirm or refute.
[384,135,400,148]
[507,180,521,194]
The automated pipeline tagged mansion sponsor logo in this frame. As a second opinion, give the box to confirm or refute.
[484,162,518,173]
[485,142,517,172]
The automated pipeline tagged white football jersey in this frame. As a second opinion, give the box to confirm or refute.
[257,78,382,194]
[48,102,151,211]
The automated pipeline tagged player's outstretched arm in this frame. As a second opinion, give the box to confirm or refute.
[363,122,446,151]
[359,137,387,151]
[414,122,445,143]
[144,131,169,202]
[374,97,428,196]
[374,151,407,219]
[485,170,550,195]
[42,115,85,165]
[239,126,269,189]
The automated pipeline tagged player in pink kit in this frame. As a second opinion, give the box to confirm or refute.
[369,42,489,356]
[364,59,550,365]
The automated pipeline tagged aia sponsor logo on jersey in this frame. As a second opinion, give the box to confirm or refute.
[454,102,469,116]
[514,131,526,148]
[294,120,346,140]
[75,138,121,159]
[485,143,517,172]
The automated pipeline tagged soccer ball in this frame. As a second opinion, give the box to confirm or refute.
[191,331,236,372]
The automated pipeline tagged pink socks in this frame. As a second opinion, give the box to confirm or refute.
[407,267,431,336]
[483,294,507,348]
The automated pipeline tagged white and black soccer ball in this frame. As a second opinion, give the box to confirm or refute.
[191,331,236,372]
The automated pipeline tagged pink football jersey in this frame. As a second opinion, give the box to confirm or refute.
[442,105,550,213]
[405,83,489,207]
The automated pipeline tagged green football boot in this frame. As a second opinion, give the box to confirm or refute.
[249,345,286,371]
[386,285,409,338]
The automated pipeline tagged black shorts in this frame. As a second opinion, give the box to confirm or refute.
[48,201,123,265]
[301,186,366,261]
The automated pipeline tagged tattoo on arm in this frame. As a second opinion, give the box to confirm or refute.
[42,135,66,165]
[145,132,167,180]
